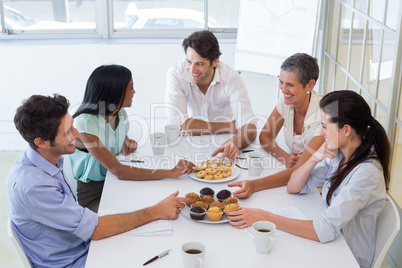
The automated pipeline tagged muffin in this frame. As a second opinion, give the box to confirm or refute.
[185,192,200,206]
[190,206,206,221]
[223,203,240,212]
[201,195,215,205]
[195,165,206,172]
[223,162,233,167]
[217,189,232,202]
[207,207,223,222]
[209,201,224,210]
[222,171,232,178]
[191,201,208,209]
[223,197,239,206]
[200,187,215,198]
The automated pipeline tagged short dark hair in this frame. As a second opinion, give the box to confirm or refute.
[281,53,319,88]
[73,64,132,118]
[14,94,70,149]
[182,30,222,64]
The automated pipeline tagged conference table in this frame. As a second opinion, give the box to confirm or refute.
[85,133,359,268]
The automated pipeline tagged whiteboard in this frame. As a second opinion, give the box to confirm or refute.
[234,0,321,76]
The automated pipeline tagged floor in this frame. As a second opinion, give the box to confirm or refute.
[0,151,394,268]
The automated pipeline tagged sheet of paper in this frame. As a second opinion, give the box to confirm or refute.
[99,210,173,237]
[244,205,309,239]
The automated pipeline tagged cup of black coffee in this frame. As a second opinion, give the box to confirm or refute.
[182,242,206,268]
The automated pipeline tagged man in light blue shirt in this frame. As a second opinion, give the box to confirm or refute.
[7,94,187,267]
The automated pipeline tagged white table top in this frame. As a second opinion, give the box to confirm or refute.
[85,134,359,268]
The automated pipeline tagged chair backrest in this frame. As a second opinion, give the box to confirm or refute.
[7,218,31,268]
[372,195,401,268]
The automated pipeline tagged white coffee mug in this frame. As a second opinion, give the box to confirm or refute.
[247,151,264,176]
[164,124,181,145]
[150,132,167,155]
[182,242,206,268]
[252,221,276,254]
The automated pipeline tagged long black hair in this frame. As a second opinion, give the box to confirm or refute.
[73,65,132,118]
[320,90,390,206]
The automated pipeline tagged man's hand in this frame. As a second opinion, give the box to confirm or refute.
[153,191,187,220]
[171,160,195,178]
[211,141,240,160]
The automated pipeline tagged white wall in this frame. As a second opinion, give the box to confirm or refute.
[0,39,279,151]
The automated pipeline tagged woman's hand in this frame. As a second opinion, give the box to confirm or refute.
[228,180,256,199]
[170,160,195,178]
[286,150,302,168]
[312,142,337,162]
[225,207,269,229]
[211,141,240,160]
[123,138,138,156]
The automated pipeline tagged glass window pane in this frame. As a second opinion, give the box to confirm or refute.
[334,65,347,90]
[328,0,341,56]
[374,105,387,129]
[369,0,385,24]
[385,0,400,31]
[346,78,360,94]
[208,0,240,27]
[361,90,374,111]
[113,0,207,30]
[337,4,351,68]
[376,30,395,107]
[349,13,365,80]
[3,0,96,30]
[324,57,335,93]
[355,0,368,14]
[390,123,402,205]
[361,21,382,94]
[398,82,402,120]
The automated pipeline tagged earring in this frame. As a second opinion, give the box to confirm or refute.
[307,91,310,94]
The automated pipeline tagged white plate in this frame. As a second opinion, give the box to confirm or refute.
[182,205,229,224]
[187,166,240,183]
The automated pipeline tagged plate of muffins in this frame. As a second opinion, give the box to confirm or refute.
[182,188,241,224]
[188,159,240,183]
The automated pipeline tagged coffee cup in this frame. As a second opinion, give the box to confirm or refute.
[247,151,264,176]
[150,132,167,155]
[252,221,276,254]
[182,242,206,268]
[164,124,181,145]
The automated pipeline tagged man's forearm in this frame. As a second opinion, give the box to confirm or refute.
[227,123,257,149]
[181,118,237,135]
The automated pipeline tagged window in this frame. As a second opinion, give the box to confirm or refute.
[323,0,402,205]
[0,0,239,39]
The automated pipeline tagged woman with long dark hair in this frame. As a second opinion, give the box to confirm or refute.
[226,90,390,268]
[69,65,194,212]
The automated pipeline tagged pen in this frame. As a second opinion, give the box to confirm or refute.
[119,159,145,163]
[143,249,171,266]
[241,150,254,153]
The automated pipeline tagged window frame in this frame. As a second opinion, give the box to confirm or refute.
[0,0,237,40]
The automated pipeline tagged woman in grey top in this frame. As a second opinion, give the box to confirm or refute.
[226,90,390,268]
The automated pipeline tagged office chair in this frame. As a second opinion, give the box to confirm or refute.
[7,218,31,268]
[372,195,400,268]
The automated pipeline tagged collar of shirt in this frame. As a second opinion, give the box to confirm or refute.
[26,147,63,177]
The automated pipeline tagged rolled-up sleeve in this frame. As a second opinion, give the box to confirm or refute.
[27,183,98,241]
[313,162,384,243]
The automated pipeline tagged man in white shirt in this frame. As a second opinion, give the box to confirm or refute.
[165,30,257,160]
